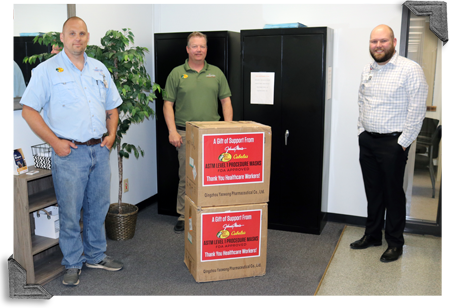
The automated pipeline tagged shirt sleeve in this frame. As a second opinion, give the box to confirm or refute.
[20,65,50,112]
[105,71,123,110]
[397,64,428,147]
[218,71,231,100]
[163,69,178,102]
[357,70,366,135]
[14,61,27,97]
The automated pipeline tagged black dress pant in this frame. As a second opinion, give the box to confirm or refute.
[359,131,410,247]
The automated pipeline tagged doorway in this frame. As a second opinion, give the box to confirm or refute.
[401,12,442,225]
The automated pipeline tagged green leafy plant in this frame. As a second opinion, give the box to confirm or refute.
[25,29,162,213]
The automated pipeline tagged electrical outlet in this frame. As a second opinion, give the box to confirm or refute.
[124,179,129,193]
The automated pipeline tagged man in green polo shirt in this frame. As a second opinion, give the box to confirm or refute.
[163,31,233,232]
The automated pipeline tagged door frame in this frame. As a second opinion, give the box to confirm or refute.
[400,4,442,237]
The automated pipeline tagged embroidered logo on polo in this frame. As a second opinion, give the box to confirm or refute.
[181,74,188,79]
[56,68,64,73]
[206,74,216,78]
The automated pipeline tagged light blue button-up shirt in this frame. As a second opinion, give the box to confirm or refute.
[21,49,122,142]
[14,61,26,97]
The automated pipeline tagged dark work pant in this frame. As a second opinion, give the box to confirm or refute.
[359,131,410,247]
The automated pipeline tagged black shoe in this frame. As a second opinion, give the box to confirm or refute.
[380,246,403,262]
[350,235,382,249]
[174,220,184,232]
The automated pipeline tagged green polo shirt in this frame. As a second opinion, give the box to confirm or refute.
[163,60,231,127]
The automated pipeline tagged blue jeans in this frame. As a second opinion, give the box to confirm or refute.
[52,144,111,269]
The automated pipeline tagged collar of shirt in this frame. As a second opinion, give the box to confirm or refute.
[184,59,209,73]
[370,51,399,71]
[60,48,88,71]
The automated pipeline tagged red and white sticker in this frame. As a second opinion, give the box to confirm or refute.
[201,209,262,262]
[202,132,265,186]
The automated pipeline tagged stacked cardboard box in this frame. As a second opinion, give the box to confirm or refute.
[184,121,272,282]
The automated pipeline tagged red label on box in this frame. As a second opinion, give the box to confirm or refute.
[201,210,262,262]
[202,132,265,186]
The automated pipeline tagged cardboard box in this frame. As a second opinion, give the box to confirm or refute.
[186,121,271,207]
[184,196,267,282]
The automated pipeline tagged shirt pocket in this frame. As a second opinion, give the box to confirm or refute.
[52,74,77,99]
[91,73,107,103]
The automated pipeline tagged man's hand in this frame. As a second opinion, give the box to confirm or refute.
[169,131,183,148]
[101,134,115,150]
[102,108,118,150]
[53,139,77,157]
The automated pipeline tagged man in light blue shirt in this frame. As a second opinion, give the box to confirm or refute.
[21,16,123,286]
[14,61,26,97]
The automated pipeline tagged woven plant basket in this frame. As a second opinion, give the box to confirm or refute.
[105,203,138,240]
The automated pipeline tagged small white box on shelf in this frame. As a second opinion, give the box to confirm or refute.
[33,206,59,239]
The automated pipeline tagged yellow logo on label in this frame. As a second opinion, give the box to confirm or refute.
[181,74,188,79]
[233,154,248,159]
[56,68,64,73]
[218,152,232,162]
[216,230,230,239]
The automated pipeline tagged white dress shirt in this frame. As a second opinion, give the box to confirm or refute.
[357,51,428,147]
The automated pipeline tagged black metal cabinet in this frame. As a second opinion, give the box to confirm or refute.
[14,36,52,86]
[154,31,240,216]
[241,27,333,234]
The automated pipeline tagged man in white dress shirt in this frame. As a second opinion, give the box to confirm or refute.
[350,25,428,262]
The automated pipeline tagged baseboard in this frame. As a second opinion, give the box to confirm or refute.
[136,194,158,212]
[327,213,441,237]
[327,213,366,226]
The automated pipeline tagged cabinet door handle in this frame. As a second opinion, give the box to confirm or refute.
[285,130,289,146]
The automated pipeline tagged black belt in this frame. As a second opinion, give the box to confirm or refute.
[365,131,402,138]
[176,126,186,131]
[64,138,103,146]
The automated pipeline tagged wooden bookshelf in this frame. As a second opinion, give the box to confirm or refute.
[14,166,64,284]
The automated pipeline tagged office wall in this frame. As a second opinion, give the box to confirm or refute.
[153,4,402,218]
[13,4,67,36]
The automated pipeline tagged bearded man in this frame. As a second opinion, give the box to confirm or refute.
[350,25,428,262]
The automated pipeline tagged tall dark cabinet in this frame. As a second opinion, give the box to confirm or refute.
[241,27,333,234]
[14,36,52,86]
[154,31,241,216]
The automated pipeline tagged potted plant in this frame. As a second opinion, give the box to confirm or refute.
[25,29,162,240]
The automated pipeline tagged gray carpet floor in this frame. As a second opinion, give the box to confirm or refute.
[43,202,344,296]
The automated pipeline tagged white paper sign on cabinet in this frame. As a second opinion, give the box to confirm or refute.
[250,72,275,105]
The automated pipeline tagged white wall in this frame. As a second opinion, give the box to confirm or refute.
[153,3,402,218]
[14,4,67,35]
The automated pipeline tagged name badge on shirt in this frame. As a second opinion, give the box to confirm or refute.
[94,68,109,88]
